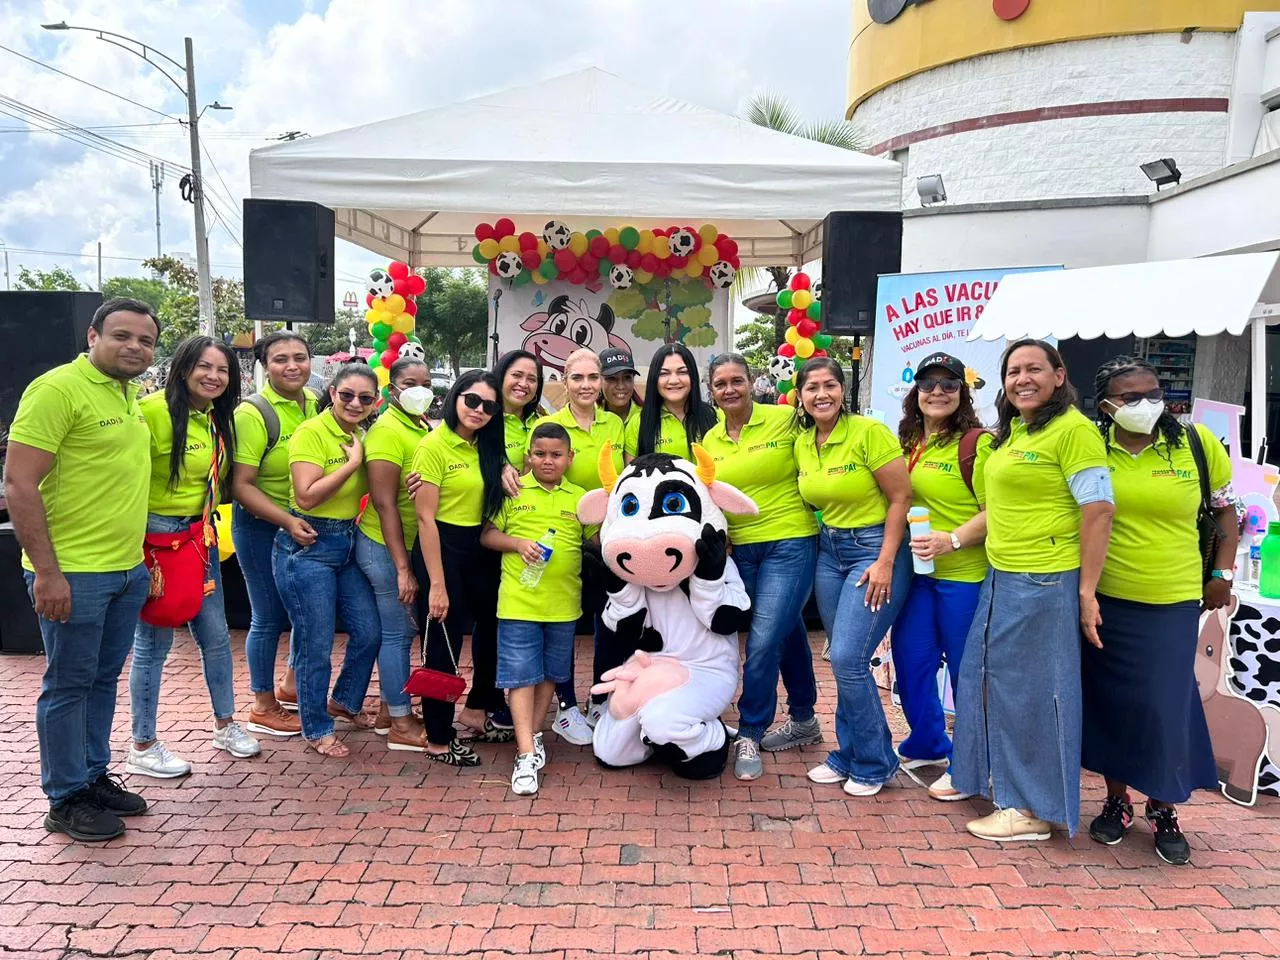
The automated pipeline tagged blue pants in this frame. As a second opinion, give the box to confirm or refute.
[734,536,818,742]
[26,565,149,803]
[131,513,236,743]
[891,575,981,763]
[353,529,414,716]
[272,517,382,741]
[231,504,292,695]
[813,524,913,785]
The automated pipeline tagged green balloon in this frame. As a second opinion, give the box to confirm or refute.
[381,385,390,399]
[814,333,833,349]
[776,290,793,310]
[371,321,391,339]
[372,338,388,354]
[367,355,379,369]
[540,260,559,280]
[806,300,822,321]
[619,226,640,250]
[585,229,602,241]
[598,258,612,276]
[472,243,487,265]
[778,378,793,394]
[514,269,531,286]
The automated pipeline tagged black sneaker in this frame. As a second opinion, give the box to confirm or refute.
[85,773,148,816]
[45,793,125,842]
[1088,793,1133,845]
[1147,804,1191,865]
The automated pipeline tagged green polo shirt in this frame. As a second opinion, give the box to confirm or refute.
[139,391,225,516]
[9,354,150,572]
[533,404,625,491]
[700,403,817,546]
[491,473,586,622]
[623,407,722,459]
[908,431,993,583]
[233,385,318,509]
[982,407,1108,573]
[357,404,429,549]
[1101,423,1231,604]
[286,412,368,521]
[795,415,903,530]
[504,413,531,469]
[411,421,484,527]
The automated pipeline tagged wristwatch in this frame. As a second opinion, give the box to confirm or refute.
[949,532,962,552]
[1211,569,1233,582]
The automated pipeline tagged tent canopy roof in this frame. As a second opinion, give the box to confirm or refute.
[248,68,902,267]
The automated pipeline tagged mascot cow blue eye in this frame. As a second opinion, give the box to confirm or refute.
[661,492,690,516]
[620,493,640,517]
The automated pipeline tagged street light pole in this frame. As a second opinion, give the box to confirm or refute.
[183,37,214,337]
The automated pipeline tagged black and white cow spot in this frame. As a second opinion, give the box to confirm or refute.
[1228,602,1280,708]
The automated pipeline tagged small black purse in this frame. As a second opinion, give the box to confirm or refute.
[1184,424,1225,585]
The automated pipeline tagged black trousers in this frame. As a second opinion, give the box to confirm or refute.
[412,521,504,745]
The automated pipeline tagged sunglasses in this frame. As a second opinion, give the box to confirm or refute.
[336,389,377,407]
[916,377,962,395]
[1107,388,1164,406]
[461,392,501,416]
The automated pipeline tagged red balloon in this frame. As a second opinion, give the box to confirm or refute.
[488,259,499,276]
[626,250,643,270]
[365,292,374,308]
[787,308,805,326]
[651,227,667,237]
[387,332,407,350]
[715,236,738,257]
[789,272,811,292]
[380,349,397,369]
[778,343,796,358]
[568,267,588,285]
[813,349,828,358]
[640,253,659,273]
[777,393,790,406]
[392,276,411,297]
[388,261,410,280]
[690,233,703,252]
[521,250,541,270]
[670,254,688,270]
[608,244,627,265]
[727,254,741,270]
[554,248,578,271]
[588,235,610,258]
[580,253,599,273]
[475,223,495,242]
[797,319,818,338]
[494,217,516,238]
[405,274,426,295]
[518,231,538,250]
[403,299,418,316]
[654,260,672,278]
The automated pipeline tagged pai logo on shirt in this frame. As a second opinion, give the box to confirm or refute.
[559,509,577,522]
[1008,450,1040,463]
[748,440,782,454]
[921,461,954,474]
[825,463,858,477]
[1151,468,1193,480]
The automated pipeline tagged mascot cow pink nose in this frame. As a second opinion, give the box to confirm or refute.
[605,534,698,590]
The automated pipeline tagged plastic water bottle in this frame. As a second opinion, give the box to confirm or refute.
[519,528,556,589]
[908,507,935,575]
[1236,537,1253,587]
[1259,523,1280,598]
[1249,531,1265,586]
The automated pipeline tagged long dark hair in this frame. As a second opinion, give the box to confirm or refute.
[898,369,983,454]
[1094,355,1183,460]
[317,363,378,416]
[792,357,847,430]
[637,343,718,456]
[387,356,430,416]
[442,369,506,521]
[494,349,544,423]
[164,336,239,493]
[991,339,1078,449]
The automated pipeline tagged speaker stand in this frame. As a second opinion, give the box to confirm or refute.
[490,289,503,367]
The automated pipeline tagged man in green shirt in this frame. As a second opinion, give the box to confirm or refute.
[4,298,159,842]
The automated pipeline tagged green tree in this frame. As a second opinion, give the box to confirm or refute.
[144,255,251,353]
[15,265,82,291]
[306,307,365,356]
[735,313,778,370]
[413,267,488,375]
[101,276,172,312]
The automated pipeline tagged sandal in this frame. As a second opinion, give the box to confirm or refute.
[455,718,516,744]
[426,740,481,767]
[308,735,349,758]
[328,701,375,729]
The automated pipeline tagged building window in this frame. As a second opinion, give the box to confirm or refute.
[891,146,909,177]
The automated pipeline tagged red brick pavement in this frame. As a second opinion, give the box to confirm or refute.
[0,631,1277,959]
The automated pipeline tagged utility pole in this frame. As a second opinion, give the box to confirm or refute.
[184,38,214,337]
[1,243,9,290]
[97,242,102,291]
[150,160,164,260]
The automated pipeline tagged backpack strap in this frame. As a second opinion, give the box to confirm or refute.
[957,428,989,498]
[1183,423,1212,515]
[244,393,281,460]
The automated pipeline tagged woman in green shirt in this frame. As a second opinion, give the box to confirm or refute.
[496,349,543,471]
[598,346,641,428]
[128,336,259,780]
[272,364,384,758]
[626,343,718,461]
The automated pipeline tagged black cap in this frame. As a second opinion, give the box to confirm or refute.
[914,352,966,381]
[599,346,637,377]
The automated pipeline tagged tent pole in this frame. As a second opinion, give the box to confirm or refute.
[1251,315,1267,461]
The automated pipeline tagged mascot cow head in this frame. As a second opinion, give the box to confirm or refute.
[577,444,758,592]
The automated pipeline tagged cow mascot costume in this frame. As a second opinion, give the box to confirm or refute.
[577,444,756,778]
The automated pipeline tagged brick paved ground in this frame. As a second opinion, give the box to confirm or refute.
[0,631,1277,960]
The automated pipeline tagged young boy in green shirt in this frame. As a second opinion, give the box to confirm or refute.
[480,423,587,796]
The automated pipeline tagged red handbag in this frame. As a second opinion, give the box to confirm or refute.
[404,620,468,703]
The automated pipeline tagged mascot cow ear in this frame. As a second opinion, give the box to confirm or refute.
[691,444,759,517]
[578,489,609,525]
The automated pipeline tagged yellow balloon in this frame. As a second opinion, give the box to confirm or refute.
[530,270,548,285]
[685,260,703,278]
[787,389,798,406]
[634,268,654,284]
[604,227,620,245]
[537,239,549,258]
[785,326,800,345]
[498,235,521,254]
[697,243,719,267]
[637,229,654,254]
[371,297,393,314]
[653,235,671,260]
[215,511,234,561]
[392,313,414,334]
[383,293,406,315]
[791,289,813,310]
[698,223,719,243]
[568,232,589,256]
[478,238,500,259]
[375,365,390,387]
[795,337,815,358]
[364,309,382,325]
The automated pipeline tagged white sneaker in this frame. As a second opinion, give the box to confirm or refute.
[585,702,606,729]
[843,778,884,797]
[807,763,845,784]
[553,705,593,746]
[533,732,546,770]
[213,721,262,759]
[927,770,974,802]
[511,752,539,795]
[125,741,191,779]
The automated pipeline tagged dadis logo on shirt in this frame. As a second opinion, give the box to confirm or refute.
[510,503,536,514]
[446,461,470,472]
[325,455,348,467]
[1007,450,1039,463]
[98,416,126,429]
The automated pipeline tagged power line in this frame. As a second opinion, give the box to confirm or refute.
[0,243,243,270]
[0,94,190,172]
[200,142,243,226]
[0,41,179,120]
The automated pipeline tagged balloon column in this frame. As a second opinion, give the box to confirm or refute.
[472,219,741,290]
[364,261,427,396]
[770,271,830,406]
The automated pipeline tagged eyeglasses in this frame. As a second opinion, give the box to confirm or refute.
[336,389,377,406]
[461,392,501,416]
[1107,388,1164,406]
[916,377,962,395]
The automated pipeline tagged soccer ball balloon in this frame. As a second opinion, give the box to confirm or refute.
[768,354,794,383]
[398,341,426,361]
[708,260,737,289]
[495,252,523,279]
[608,264,635,289]
[668,228,697,258]
[367,268,395,299]
[543,220,572,250]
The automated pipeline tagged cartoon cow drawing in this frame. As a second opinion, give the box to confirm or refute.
[520,295,631,378]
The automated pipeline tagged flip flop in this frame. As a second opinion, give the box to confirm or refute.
[455,718,516,744]
[426,740,481,766]
[307,736,349,758]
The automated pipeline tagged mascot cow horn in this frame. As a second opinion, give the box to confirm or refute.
[577,442,758,779]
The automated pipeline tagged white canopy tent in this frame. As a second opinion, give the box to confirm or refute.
[968,252,1280,456]
[248,68,902,268]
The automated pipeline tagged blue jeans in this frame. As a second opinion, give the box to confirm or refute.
[814,523,913,785]
[131,513,236,743]
[353,529,414,716]
[891,575,982,763]
[734,536,818,742]
[26,565,149,803]
[272,517,382,740]
[497,620,577,688]
[231,504,292,695]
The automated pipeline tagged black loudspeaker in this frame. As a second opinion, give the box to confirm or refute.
[0,524,42,654]
[820,212,903,335]
[0,291,101,426]
[243,198,335,324]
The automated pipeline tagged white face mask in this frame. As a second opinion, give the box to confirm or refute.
[1108,398,1164,434]
[397,385,433,416]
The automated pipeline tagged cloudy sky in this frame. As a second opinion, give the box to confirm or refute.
[0,0,852,299]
